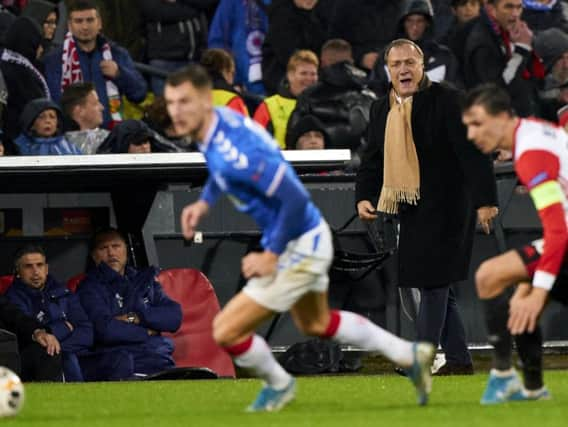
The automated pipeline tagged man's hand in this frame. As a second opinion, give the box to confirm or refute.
[242,251,278,279]
[357,200,379,222]
[508,287,548,334]
[33,329,61,356]
[477,206,499,234]
[180,200,209,240]
[510,20,533,46]
[100,59,120,79]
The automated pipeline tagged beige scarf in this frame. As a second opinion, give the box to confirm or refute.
[377,89,420,214]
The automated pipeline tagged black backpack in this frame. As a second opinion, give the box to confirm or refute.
[279,339,343,375]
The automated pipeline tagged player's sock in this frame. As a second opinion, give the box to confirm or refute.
[514,327,544,390]
[225,335,291,390]
[322,310,414,367]
[482,294,513,370]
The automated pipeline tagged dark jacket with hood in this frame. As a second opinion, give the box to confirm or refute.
[96,119,182,154]
[22,0,60,58]
[261,0,328,95]
[356,81,497,287]
[6,274,93,381]
[14,98,82,155]
[370,0,461,97]
[329,0,404,70]
[78,263,182,378]
[286,60,376,151]
[0,16,49,153]
[463,7,543,117]
[140,0,215,62]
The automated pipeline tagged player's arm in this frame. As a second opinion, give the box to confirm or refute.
[517,150,568,291]
[508,150,568,334]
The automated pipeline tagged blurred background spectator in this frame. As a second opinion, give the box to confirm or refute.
[370,0,462,96]
[208,0,271,96]
[22,0,60,58]
[329,0,404,72]
[15,98,82,155]
[254,49,318,149]
[286,114,328,150]
[262,0,328,94]
[463,0,544,117]
[97,119,182,154]
[522,0,568,33]
[200,48,249,116]
[140,0,217,96]
[287,39,376,154]
[534,27,568,122]
[0,15,49,153]
[60,81,109,154]
[43,0,147,129]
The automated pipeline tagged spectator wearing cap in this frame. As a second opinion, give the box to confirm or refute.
[286,114,328,150]
[534,28,568,123]
[14,98,83,155]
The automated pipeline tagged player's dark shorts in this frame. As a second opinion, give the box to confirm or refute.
[516,239,568,305]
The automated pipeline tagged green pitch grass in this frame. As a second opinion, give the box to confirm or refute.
[4,371,567,427]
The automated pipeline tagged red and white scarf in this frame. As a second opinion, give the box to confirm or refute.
[61,31,122,126]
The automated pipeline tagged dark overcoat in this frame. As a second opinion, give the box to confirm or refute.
[355,82,497,288]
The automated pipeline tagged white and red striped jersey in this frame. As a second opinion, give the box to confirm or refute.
[514,118,568,290]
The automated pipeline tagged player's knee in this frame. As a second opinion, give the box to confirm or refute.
[212,315,233,347]
[298,319,328,337]
[475,261,499,299]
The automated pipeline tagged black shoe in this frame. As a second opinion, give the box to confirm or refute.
[433,363,474,376]
[394,366,407,377]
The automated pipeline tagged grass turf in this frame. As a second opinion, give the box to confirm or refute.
[3,371,567,427]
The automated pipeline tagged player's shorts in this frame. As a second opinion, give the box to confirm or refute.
[243,219,334,313]
[516,238,568,305]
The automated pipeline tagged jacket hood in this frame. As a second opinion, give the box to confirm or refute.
[97,119,160,154]
[320,61,368,90]
[4,16,42,61]
[22,0,58,29]
[534,28,568,72]
[0,8,16,48]
[396,0,435,40]
[286,114,330,149]
[20,98,64,135]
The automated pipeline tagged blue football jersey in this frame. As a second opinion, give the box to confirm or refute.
[198,107,322,254]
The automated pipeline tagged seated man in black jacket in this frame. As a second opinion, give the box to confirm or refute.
[0,292,62,382]
[286,38,376,155]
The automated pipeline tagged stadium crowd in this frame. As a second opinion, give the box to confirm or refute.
[0,0,565,157]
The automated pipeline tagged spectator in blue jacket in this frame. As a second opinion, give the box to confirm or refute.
[14,98,83,155]
[43,0,147,129]
[208,0,271,95]
[6,245,93,382]
[78,227,182,381]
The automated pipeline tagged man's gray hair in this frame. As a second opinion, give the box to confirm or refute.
[384,38,425,62]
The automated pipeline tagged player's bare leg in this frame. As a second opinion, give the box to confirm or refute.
[213,292,296,412]
[290,291,435,405]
